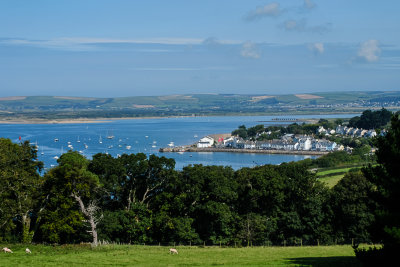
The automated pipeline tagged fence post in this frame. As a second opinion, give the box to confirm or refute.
[352,238,354,247]
[204,241,206,247]
[317,239,319,246]
[190,241,191,247]
[284,240,286,247]
[174,242,176,248]
[300,239,302,247]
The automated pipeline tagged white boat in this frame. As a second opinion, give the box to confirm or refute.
[84,143,88,149]
[107,130,115,139]
[99,135,103,144]
[77,136,81,143]
[152,145,156,148]
[54,138,59,142]
[126,145,131,150]
[168,142,174,147]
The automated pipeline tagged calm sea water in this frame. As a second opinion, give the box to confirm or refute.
[0,114,355,170]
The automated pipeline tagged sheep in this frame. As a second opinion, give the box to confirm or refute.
[169,248,178,254]
[2,247,13,253]
[26,248,32,253]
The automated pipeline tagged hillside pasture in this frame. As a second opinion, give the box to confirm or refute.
[0,244,361,267]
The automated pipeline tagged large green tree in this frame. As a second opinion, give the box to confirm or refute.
[330,171,376,242]
[357,113,400,265]
[0,138,43,243]
[39,151,101,245]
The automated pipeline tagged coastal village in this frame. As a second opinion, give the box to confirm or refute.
[161,124,378,154]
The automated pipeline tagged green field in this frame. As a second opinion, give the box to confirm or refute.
[318,174,345,188]
[316,166,365,188]
[0,244,361,266]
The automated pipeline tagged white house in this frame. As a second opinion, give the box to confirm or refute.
[197,136,214,148]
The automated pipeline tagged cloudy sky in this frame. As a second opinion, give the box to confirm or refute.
[1,0,399,97]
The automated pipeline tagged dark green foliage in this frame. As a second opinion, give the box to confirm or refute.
[232,125,248,139]
[330,172,376,242]
[313,151,353,168]
[37,151,99,244]
[348,108,392,129]
[358,113,400,261]
[236,162,330,244]
[0,138,43,243]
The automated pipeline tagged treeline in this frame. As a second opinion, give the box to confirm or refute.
[0,141,376,246]
[232,118,345,141]
[348,108,392,129]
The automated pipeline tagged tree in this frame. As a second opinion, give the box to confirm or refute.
[0,138,43,243]
[232,125,248,139]
[40,151,101,245]
[330,171,376,242]
[118,153,175,210]
[356,113,400,264]
[178,165,238,243]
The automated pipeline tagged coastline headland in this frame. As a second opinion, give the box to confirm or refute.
[159,146,329,156]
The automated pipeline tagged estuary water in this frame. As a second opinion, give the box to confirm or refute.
[0,114,355,170]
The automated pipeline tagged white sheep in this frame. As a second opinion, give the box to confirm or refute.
[169,248,178,254]
[26,248,32,253]
[2,247,13,253]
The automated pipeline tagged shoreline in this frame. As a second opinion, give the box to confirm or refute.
[0,111,360,125]
[160,147,329,156]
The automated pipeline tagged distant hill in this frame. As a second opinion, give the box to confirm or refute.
[0,91,399,120]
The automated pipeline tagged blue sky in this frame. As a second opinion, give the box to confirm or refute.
[1,0,400,97]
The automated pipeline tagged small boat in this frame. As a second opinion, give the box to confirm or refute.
[79,150,84,154]
[194,134,198,138]
[54,138,59,142]
[126,145,131,150]
[53,156,59,160]
[107,130,115,139]
[84,144,88,149]
[145,136,149,138]
[168,142,174,147]
[77,136,81,143]
[152,145,156,148]
[99,136,103,144]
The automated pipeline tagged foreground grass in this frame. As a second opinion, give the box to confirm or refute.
[0,244,361,267]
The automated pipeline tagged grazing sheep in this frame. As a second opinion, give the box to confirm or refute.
[26,248,32,253]
[169,248,178,254]
[2,247,13,253]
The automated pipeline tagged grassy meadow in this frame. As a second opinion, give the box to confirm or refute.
[0,244,361,267]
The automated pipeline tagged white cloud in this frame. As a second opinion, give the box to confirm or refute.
[304,0,316,10]
[1,37,242,51]
[245,3,282,21]
[309,42,324,54]
[357,40,381,62]
[240,42,260,59]
[282,19,331,34]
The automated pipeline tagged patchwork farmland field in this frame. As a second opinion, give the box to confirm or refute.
[0,244,361,267]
